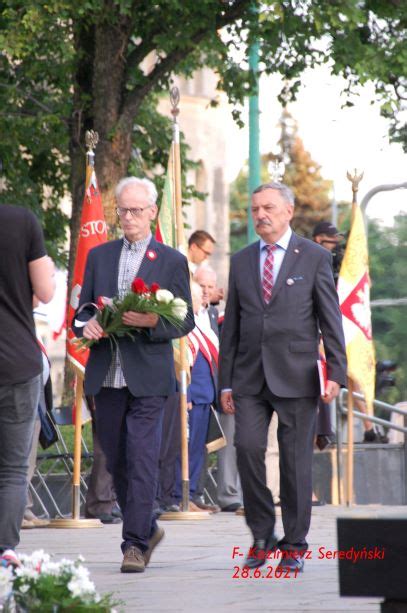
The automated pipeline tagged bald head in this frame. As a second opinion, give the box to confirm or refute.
[193,266,217,307]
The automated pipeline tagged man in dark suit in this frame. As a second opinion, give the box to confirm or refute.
[73,176,193,573]
[219,182,346,572]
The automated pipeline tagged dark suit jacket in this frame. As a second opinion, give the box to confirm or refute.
[73,236,194,397]
[208,305,219,337]
[219,232,347,398]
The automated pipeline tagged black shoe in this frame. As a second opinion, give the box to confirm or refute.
[96,513,122,524]
[221,503,242,512]
[84,512,122,524]
[244,533,279,569]
[316,435,332,451]
[363,428,378,442]
[191,497,220,513]
[277,555,304,573]
[161,503,180,513]
[111,505,123,519]
[363,427,388,443]
[312,499,326,506]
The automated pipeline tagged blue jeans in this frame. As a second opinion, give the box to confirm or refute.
[0,375,40,551]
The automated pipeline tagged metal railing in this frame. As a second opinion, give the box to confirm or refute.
[336,391,407,504]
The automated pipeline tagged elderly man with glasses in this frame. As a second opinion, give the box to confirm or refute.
[73,176,194,573]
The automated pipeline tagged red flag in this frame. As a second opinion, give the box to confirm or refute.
[66,162,107,374]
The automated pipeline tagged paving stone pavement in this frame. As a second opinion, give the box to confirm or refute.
[19,504,406,612]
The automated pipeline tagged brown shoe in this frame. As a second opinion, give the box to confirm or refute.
[144,527,165,567]
[121,545,145,573]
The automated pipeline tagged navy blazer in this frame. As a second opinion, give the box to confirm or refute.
[219,232,347,398]
[73,237,194,397]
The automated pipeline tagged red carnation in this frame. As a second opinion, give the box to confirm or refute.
[131,277,148,294]
[96,296,105,309]
[150,282,160,294]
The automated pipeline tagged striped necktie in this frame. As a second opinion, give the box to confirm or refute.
[263,244,277,304]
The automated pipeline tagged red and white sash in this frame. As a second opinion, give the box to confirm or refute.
[187,325,219,374]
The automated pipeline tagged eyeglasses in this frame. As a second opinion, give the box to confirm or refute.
[116,206,151,218]
[196,244,213,257]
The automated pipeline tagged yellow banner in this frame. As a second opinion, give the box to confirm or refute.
[337,203,375,412]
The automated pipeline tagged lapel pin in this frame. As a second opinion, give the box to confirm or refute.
[146,250,157,261]
[294,248,299,254]
[286,278,294,286]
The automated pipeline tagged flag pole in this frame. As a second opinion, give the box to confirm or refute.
[161,87,209,520]
[346,377,354,506]
[344,168,364,507]
[50,132,102,528]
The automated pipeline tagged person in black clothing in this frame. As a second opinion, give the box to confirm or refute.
[0,205,55,567]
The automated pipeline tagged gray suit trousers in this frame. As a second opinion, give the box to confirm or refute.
[234,387,317,550]
[216,413,242,508]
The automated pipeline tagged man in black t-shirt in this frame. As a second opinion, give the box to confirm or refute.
[0,204,55,567]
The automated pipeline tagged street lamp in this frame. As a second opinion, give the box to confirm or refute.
[360,181,407,226]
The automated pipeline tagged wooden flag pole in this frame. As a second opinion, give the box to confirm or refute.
[51,133,103,528]
[160,87,209,521]
[72,375,84,518]
[343,169,364,508]
[51,374,100,527]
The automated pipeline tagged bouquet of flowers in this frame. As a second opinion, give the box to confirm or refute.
[77,277,189,350]
[0,550,120,612]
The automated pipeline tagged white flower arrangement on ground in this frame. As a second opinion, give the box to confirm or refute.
[0,550,121,612]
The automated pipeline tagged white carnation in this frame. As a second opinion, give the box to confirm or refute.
[173,306,188,320]
[171,297,188,319]
[155,289,174,304]
[172,297,186,307]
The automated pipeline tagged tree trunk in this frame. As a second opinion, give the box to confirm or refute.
[63,16,137,401]
[92,15,133,230]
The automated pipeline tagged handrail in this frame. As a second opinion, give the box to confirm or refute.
[335,390,407,504]
[339,406,407,434]
[339,389,407,418]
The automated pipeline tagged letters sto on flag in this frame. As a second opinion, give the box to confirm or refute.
[337,203,375,413]
[66,161,107,419]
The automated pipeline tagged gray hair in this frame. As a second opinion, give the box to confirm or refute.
[193,265,217,283]
[115,176,158,205]
[252,182,295,206]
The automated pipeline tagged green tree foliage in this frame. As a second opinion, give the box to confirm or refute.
[279,111,332,236]
[285,136,332,236]
[229,118,332,252]
[368,214,407,403]
[0,0,406,272]
[229,156,273,253]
